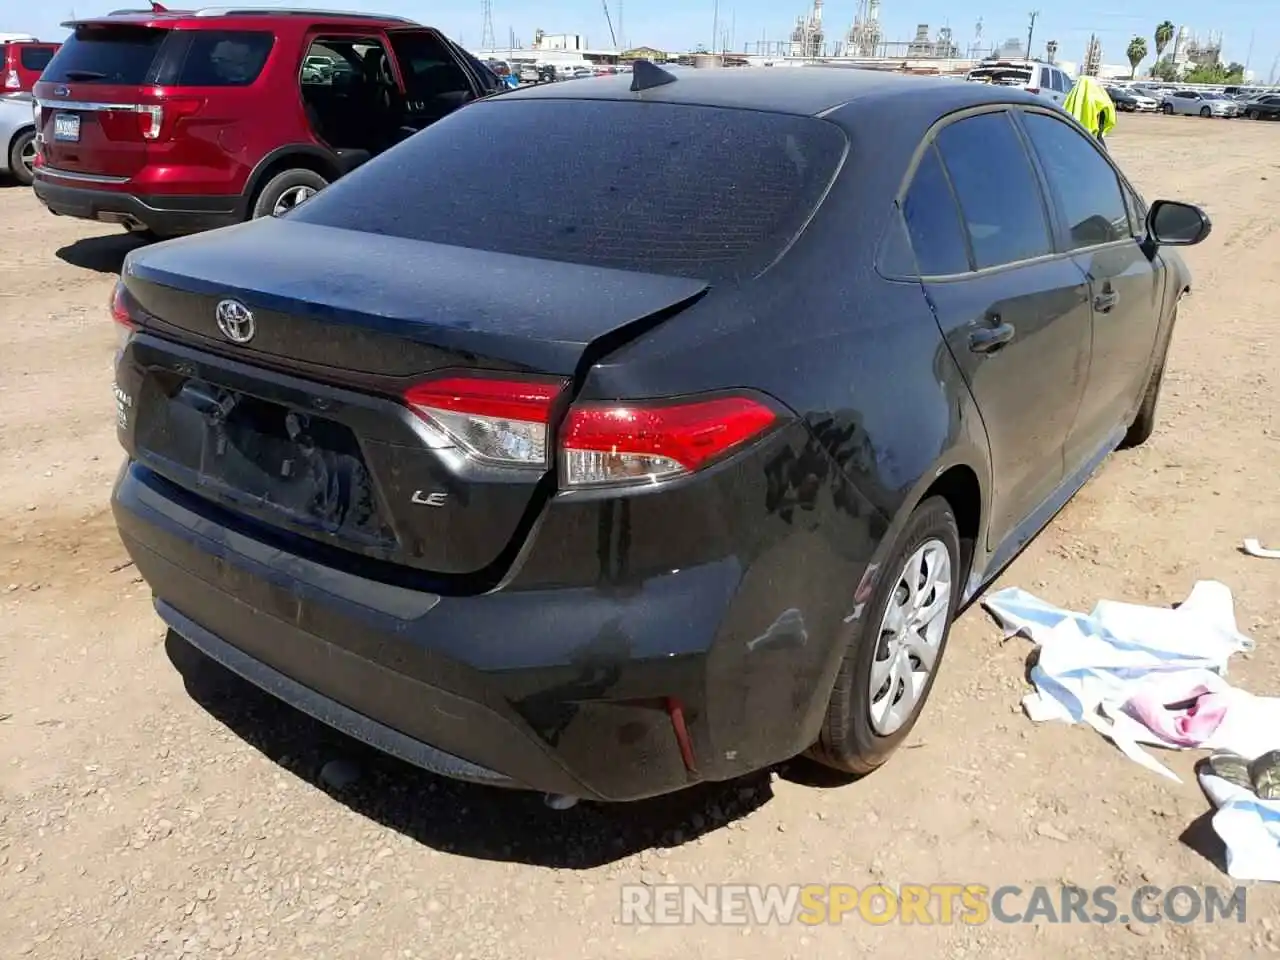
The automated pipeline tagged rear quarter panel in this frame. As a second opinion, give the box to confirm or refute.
[567,111,993,767]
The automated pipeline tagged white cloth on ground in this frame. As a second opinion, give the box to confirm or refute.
[981,581,1279,781]
[1198,772,1280,882]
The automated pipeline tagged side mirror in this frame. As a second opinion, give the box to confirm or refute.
[1146,200,1212,247]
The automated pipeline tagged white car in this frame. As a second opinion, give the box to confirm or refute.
[1160,90,1237,118]
[965,59,1074,106]
[0,91,35,186]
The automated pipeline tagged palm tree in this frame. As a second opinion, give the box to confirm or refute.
[1127,36,1149,78]
[1155,21,1175,60]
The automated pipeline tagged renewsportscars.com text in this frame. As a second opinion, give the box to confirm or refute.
[620,883,1248,926]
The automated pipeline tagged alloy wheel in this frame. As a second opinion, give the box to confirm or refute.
[868,538,952,736]
[19,137,36,176]
[272,185,317,216]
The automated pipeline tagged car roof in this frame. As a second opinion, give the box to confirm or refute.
[64,7,417,30]
[498,65,1046,121]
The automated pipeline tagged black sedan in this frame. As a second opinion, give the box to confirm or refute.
[1241,94,1280,120]
[108,63,1209,804]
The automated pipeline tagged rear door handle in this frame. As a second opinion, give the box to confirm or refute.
[968,321,1016,354]
[1094,290,1119,313]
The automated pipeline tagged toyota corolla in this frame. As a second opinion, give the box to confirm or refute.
[110,63,1210,804]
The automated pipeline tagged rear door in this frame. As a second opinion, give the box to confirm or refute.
[907,109,1092,548]
[1017,109,1163,465]
[383,28,498,127]
[35,22,174,178]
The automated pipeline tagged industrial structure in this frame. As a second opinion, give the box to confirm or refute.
[845,0,882,58]
[1172,27,1224,69]
[468,1,1232,86]
[788,0,825,58]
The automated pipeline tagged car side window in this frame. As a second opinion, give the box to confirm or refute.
[1021,112,1131,249]
[901,144,971,276]
[933,112,1054,269]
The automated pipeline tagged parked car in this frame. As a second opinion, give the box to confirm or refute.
[108,66,1210,803]
[1105,85,1157,113]
[2,37,58,94]
[1161,89,1235,117]
[31,7,503,238]
[1241,94,1280,120]
[0,91,36,185]
[965,58,1074,106]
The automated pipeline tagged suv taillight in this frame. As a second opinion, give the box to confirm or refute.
[139,98,203,140]
[3,69,18,90]
[561,395,779,488]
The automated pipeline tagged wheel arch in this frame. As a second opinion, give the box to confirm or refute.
[239,145,341,219]
[850,440,993,620]
[5,122,35,167]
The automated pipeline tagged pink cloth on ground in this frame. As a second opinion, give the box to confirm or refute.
[1121,684,1231,747]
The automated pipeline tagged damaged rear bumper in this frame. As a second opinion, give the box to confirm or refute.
[113,460,850,801]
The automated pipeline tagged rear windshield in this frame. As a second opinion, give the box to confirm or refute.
[42,25,168,84]
[967,66,1033,85]
[19,45,57,72]
[291,99,847,280]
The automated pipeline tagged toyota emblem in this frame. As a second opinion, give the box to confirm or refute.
[215,299,256,344]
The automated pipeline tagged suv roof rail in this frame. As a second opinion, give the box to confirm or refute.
[189,6,416,21]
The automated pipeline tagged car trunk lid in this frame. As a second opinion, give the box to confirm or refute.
[115,218,709,578]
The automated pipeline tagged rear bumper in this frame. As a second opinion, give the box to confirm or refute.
[32,175,240,235]
[114,459,858,801]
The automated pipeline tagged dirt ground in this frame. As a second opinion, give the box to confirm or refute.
[2,115,1279,960]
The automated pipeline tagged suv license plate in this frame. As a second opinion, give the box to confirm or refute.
[54,113,81,142]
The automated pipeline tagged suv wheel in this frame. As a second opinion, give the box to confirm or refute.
[251,169,329,220]
[809,496,961,775]
[9,129,36,187]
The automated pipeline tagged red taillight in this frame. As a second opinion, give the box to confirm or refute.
[98,99,204,142]
[3,70,19,90]
[110,281,138,355]
[560,394,779,488]
[403,375,568,468]
[110,281,137,330]
[139,98,203,140]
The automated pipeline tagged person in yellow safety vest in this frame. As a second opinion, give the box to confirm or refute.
[1063,75,1117,150]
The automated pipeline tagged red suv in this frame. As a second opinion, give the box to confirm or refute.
[32,8,501,237]
[2,39,59,94]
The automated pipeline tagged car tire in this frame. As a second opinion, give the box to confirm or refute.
[1120,312,1176,449]
[809,496,961,776]
[1247,109,1258,120]
[1200,106,1212,118]
[1162,103,1174,115]
[250,168,329,220]
[8,128,36,187]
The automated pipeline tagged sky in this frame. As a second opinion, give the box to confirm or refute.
[4,0,1278,81]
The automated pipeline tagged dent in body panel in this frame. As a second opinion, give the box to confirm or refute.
[505,419,883,775]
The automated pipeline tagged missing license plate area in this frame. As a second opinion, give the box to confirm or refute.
[53,113,81,143]
[134,376,393,547]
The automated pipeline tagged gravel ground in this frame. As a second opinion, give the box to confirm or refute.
[1,114,1279,959]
